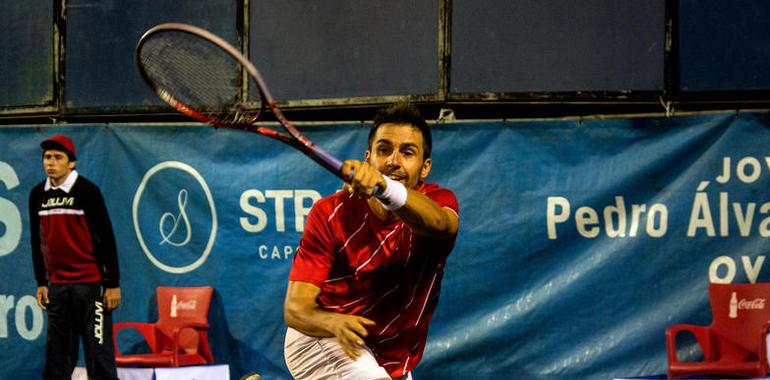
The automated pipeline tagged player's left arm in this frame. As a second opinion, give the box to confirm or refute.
[393,189,458,238]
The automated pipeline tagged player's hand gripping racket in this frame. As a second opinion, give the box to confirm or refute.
[135,23,353,184]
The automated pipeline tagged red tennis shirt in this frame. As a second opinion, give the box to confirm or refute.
[289,181,459,377]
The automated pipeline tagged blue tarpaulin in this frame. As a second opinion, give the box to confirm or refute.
[1,111,770,379]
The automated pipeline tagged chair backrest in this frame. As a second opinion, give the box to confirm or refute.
[709,283,770,361]
[155,286,214,353]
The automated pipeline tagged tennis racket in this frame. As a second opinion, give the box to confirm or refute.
[135,22,350,182]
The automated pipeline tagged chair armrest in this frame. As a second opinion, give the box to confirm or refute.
[666,323,713,364]
[170,322,210,366]
[172,322,209,331]
[113,322,158,356]
[759,321,770,375]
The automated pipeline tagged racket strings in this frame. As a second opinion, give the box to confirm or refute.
[138,31,260,123]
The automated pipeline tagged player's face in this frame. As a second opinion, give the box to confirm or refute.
[42,149,74,185]
[366,123,431,190]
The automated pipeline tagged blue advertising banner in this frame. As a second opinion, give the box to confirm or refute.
[1,111,769,379]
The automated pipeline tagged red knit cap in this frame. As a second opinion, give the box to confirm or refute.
[41,134,77,160]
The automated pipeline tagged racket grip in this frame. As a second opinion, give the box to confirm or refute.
[311,146,382,195]
[344,168,383,196]
[341,170,383,195]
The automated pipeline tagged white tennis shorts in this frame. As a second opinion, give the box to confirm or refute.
[284,327,412,380]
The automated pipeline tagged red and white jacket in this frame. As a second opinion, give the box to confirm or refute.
[29,171,119,288]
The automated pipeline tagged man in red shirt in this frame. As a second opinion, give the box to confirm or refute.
[284,102,460,379]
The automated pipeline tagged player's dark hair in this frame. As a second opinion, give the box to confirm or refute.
[369,102,432,159]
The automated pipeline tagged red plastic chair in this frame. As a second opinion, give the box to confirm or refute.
[114,286,215,367]
[666,282,770,378]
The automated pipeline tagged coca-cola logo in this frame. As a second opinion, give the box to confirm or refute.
[738,298,766,310]
[176,300,197,310]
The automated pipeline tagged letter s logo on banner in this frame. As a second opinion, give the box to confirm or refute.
[133,161,217,274]
[0,162,22,257]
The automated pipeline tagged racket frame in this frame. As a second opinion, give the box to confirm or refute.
[135,23,344,176]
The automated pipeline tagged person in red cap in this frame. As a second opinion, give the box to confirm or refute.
[29,134,121,380]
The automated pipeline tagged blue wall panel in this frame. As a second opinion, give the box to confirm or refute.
[452,0,665,92]
[679,0,770,91]
[0,1,53,107]
[64,0,237,109]
[250,0,438,100]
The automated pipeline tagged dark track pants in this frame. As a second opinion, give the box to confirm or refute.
[44,283,117,380]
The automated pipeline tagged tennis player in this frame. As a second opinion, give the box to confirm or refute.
[284,102,460,379]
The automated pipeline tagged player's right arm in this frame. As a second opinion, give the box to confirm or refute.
[284,280,376,359]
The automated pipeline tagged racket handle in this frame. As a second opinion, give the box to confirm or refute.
[309,146,344,178]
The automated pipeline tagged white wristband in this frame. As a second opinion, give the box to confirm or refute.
[376,176,408,210]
